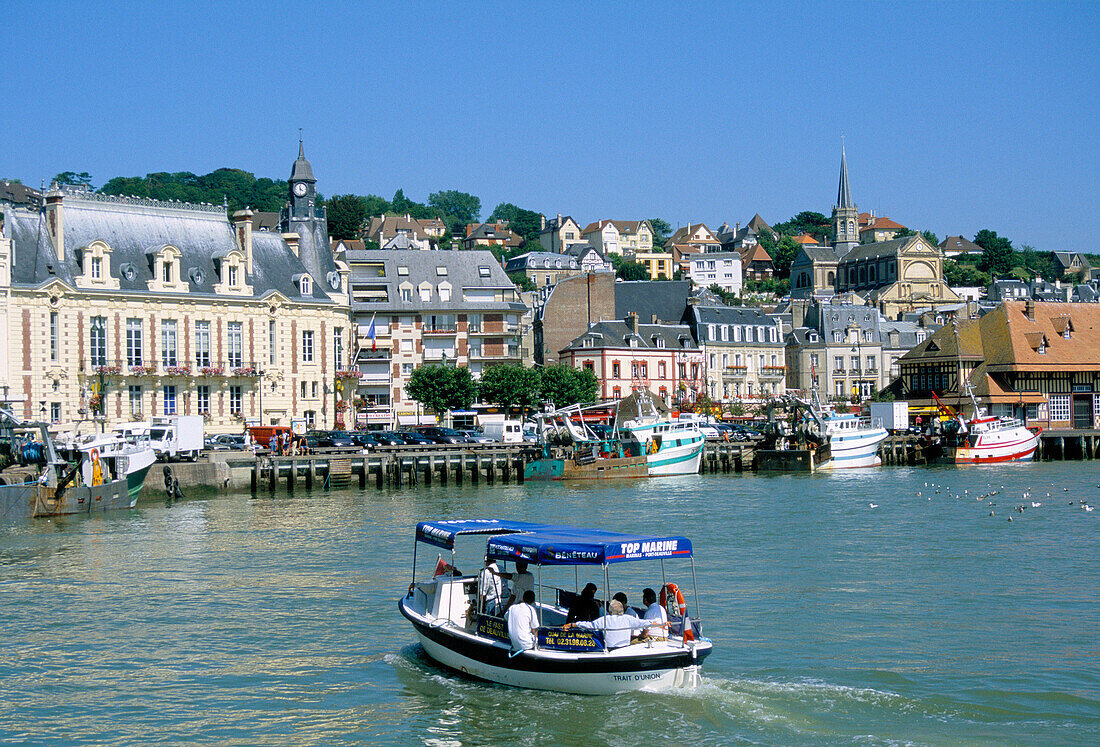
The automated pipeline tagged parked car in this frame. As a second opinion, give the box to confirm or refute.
[326,431,358,448]
[413,426,472,445]
[350,431,381,449]
[217,434,248,450]
[205,435,232,451]
[395,431,433,445]
[458,429,496,444]
[372,431,406,446]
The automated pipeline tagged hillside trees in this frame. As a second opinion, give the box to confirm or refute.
[327,195,369,240]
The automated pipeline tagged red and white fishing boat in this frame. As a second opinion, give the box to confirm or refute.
[941,412,1042,464]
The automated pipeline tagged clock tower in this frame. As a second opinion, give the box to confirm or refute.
[280,139,343,301]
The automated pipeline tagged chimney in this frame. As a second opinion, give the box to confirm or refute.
[234,209,254,272]
[627,312,639,334]
[45,182,64,262]
[284,232,300,258]
[557,213,562,224]
[466,223,476,238]
[1025,299,1035,321]
[651,314,658,324]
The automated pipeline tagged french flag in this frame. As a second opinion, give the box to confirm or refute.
[367,314,377,351]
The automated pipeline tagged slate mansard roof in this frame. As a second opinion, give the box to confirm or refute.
[4,190,336,303]
[563,320,698,352]
[346,249,526,314]
[689,305,783,345]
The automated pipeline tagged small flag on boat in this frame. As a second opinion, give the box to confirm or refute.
[433,553,449,577]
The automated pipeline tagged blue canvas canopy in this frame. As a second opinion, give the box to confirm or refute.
[416,519,692,565]
[415,519,547,550]
[486,528,692,566]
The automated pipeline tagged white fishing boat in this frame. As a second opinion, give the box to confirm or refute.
[0,407,155,521]
[66,432,158,501]
[815,409,889,470]
[399,519,712,695]
[614,391,705,476]
[942,414,1041,464]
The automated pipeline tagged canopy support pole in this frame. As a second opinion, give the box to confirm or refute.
[411,542,418,586]
[537,564,544,647]
[603,563,610,615]
[690,555,700,643]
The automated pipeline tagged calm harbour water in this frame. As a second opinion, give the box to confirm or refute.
[1,462,1098,745]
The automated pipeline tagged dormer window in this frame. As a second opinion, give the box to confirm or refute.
[162,260,172,284]
[77,240,120,290]
[228,264,239,286]
[299,275,312,295]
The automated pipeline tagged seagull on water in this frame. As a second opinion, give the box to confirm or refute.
[869,503,879,509]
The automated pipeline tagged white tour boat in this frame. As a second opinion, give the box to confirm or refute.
[399,519,712,695]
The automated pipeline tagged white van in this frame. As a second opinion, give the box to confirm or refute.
[482,419,523,443]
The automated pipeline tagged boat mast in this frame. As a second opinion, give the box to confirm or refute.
[950,319,981,418]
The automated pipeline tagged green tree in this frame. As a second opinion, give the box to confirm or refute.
[488,202,543,244]
[943,259,990,287]
[540,365,598,408]
[361,194,391,218]
[98,168,290,215]
[921,230,939,246]
[770,236,801,278]
[611,253,650,281]
[477,364,542,415]
[429,190,481,233]
[648,218,672,247]
[508,271,537,292]
[974,229,1017,277]
[773,211,830,240]
[53,171,93,188]
[406,364,477,414]
[326,194,368,240]
[707,284,741,306]
[1019,246,1059,283]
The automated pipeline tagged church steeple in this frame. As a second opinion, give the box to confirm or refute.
[837,146,853,209]
[831,143,859,257]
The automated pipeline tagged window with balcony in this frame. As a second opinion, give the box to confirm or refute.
[126,319,143,367]
[192,321,210,367]
[90,316,107,367]
[161,320,178,367]
[228,322,243,368]
[129,386,142,416]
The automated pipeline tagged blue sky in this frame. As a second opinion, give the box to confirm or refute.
[7,1,1098,250]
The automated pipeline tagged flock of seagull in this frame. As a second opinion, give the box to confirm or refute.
[868,481,1096,519]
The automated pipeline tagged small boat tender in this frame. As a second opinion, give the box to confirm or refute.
[399,519,712,695]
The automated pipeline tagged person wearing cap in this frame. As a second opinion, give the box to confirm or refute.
[562,600,666,650]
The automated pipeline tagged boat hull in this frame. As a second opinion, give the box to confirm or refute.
[524,455,648,481]
[818,428,888,470]
[944,427,1040,464]
[400,599,708,695]
[0,476,139,522]
[646,437,705,476]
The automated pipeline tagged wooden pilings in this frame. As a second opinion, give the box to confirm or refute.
[252,446,532,493]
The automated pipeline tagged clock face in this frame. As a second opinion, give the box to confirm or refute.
[293,182,307,197]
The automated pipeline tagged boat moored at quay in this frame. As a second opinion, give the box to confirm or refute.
[399,519,712,695]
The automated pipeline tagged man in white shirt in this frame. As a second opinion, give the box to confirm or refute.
[641,588,668,637]
[505,590,539,652]
[501,560,534,611]
[642,588,667,622]
[562,600,666,649]
[478,555,504,616]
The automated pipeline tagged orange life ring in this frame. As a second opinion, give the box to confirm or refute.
[660,582,693,641]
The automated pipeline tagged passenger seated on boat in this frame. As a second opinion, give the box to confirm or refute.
[641,588,668,639]
[565,583,601,623]
[478,555,505,616]
[612,592,638,618]
[505,589,539,653]
[563,600,666,650]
